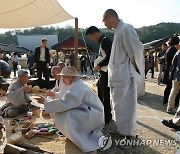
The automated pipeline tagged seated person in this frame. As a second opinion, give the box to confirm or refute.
[0,70,31,118]
[46,64,70,99]
[36,66,105,153]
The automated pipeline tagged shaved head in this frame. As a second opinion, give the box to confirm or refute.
[103,9,120,29]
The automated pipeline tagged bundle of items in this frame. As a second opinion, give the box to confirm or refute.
[11,121,32,134]
[32,86,41,93]
[25,123,57,139]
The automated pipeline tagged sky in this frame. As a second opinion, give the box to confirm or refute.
[0,0,180,33]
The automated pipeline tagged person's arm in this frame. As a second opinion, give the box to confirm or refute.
[98,38,112,67]
[46,48,50,64]
[172,52,178,67]
[27,56,29,64]
[34,47,38,64]
[122,25,143,73]
[44,86,83,113]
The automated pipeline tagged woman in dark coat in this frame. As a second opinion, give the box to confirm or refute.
[163,36,179,108]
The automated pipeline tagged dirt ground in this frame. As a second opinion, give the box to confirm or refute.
[0,72,179,154]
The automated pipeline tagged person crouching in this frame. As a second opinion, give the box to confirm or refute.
[36,66,105,153]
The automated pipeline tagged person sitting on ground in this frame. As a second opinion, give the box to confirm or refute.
[46,64,70,99]
[36,66,105,153]
[0,70,31,118]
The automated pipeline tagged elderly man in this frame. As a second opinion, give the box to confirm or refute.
[36,66,105,153]
[46,64,70,99]
[103,9,144,137]
[0,70,31,118]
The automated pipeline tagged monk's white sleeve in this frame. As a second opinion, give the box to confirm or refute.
[122,25,141,64]
[44,89,83,113]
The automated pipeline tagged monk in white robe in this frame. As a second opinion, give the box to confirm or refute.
[46,65,70,99]
[36,66,105,153]
[0,70,31,118]
[103,9,144,136]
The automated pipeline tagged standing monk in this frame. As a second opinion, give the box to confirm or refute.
[34,38,50,88]
[86,26,112,124]
[103,9,144,137]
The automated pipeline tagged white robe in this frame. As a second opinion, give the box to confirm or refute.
[51,79,70,99]
[44,79,104,152]
[108,20,144,136]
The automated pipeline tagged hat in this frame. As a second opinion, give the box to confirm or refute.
[58,66,79,77]
[17,69,28,77]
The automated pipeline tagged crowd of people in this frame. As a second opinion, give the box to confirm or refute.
[0,8,179,153]
[144,36,180,131]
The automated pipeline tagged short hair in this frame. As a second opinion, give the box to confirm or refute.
[169,36,179,46]
[51,66,61,73]
[42,38,47,42]
[86,26,100,35]
[18,69,28,77]
[57,62,66,68]
[104,9,119,18]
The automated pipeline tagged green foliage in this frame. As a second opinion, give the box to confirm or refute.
[136,22,180,43]
[0,23,180,52]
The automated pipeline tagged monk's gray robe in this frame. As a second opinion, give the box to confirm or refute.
[44,79,104,152]
[108,20,144,136]
[0,80,31,118]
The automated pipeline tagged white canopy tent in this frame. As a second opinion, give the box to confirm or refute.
[0,0,74,28]
[0,0,79,69]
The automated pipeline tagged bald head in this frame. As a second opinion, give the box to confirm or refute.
[51,66,61,80]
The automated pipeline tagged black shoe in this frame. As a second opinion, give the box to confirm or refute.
[162,120,180,130]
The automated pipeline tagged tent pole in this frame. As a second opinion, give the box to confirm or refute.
[74,18,78,69]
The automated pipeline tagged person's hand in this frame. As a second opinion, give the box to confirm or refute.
[35,96,45,104]
[23,86,30,93]
[46,63,49,68]
[93,65,101,72]
[46,90,55,97]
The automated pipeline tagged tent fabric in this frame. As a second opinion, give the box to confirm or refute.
[0,0,74,28]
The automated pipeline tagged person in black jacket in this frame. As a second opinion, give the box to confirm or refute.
[86,26,112,124]
[80,54,87,74]
[34,38,50,88]
[163,36,179,109]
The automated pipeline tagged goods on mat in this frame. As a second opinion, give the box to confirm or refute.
[7,132,22,143]
[8,119,27,126]
[25,123,57,139]
[0,116,5,131]
[32,86,40,93]
[28,85,32,93]
[11,121,32,134]
[42,110,50,117]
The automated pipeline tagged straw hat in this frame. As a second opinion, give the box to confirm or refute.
[58,66,79,77]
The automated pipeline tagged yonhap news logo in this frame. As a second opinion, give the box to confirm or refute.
[98,135,112,151]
